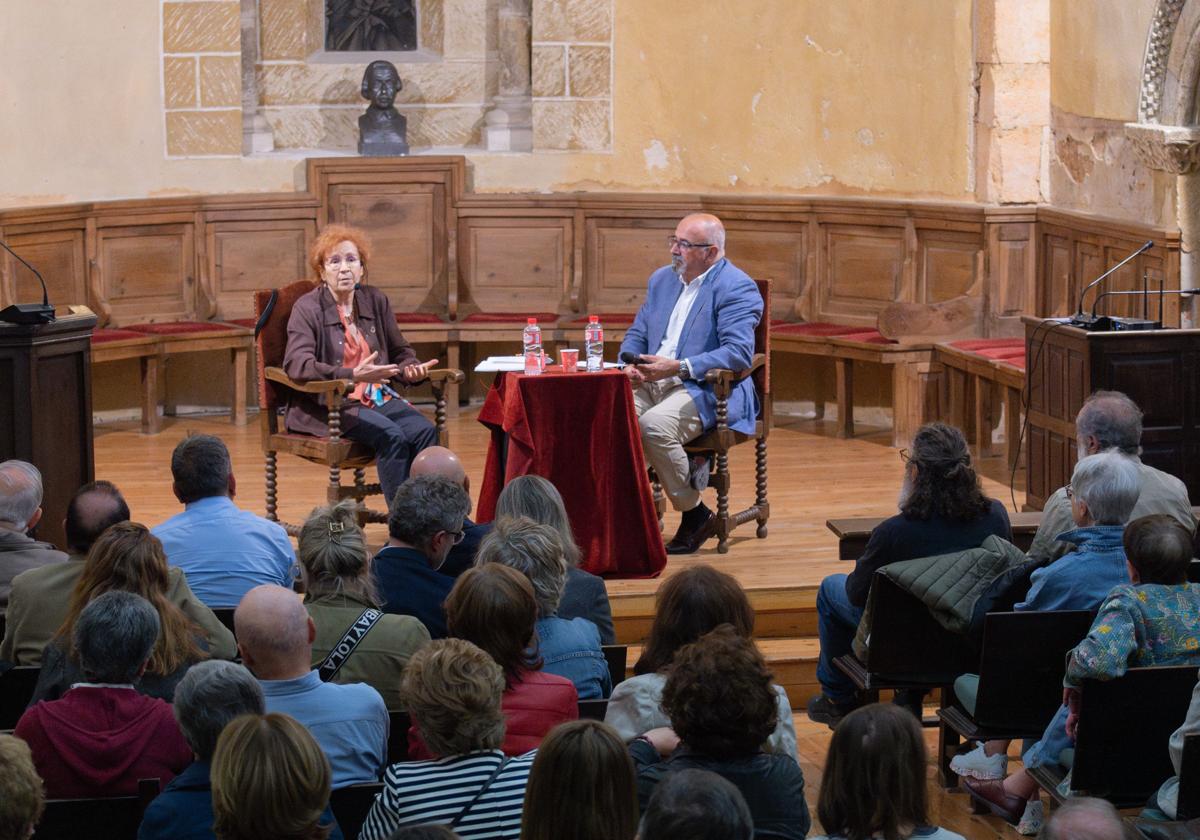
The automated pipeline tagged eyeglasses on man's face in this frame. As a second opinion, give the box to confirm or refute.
[439,528,466,546]
[667,235,713,250]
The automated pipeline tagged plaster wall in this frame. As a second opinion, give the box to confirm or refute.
[1,0,975,208]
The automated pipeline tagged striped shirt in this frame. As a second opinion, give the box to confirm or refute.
[359,750,535,840]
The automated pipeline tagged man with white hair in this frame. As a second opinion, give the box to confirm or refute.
[619,213,764,554]
[0,460,67,614]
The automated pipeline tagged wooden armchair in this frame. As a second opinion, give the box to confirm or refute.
[656,279,770,554]
[253,280,464,535]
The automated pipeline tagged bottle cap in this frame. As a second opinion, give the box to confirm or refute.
[527,317,537,325]
[588,315,599,322]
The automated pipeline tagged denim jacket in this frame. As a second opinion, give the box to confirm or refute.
[535,615,611,700]
[1016,525,1130,613]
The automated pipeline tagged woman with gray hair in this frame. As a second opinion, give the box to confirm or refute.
[476,517,611,700]
[494,475,615,643]
[299,500,430,711]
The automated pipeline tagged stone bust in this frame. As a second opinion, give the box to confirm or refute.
[358,60,409,156]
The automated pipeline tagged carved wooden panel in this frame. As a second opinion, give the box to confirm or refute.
[585,218,675,314]
[988,223,1033,322]
[723,222,806,320]
[0,229,87,314]
[1042,235,1073,317]
[918,229,981,303]
[328,185,444,313]
[459,218,570,314]
[95,222,196,325]
[206,220,315,319]
[818,225,904,325]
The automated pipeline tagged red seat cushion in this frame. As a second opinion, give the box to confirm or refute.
[461,312,559,324]
[91,328,150,344]
[975,347,1026,361]
[835,329,894,344]
[997,353,1026,371]
[771,321,871,337]
[394,312,447,324]
[948,338,1025,353]
[228,317,258,329]
[125,321,243,335]
[567,313,637,326]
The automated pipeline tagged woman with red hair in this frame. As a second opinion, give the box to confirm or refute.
[283,224,439,508]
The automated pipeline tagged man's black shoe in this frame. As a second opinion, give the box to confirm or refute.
[806,694,859,730]
[665,509,717,554]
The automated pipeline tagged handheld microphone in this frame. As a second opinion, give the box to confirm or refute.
[0,239,55,325]
[619,351,644,365]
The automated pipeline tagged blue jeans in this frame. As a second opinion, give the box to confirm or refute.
[343,399,438,510]
[816,574,864,703]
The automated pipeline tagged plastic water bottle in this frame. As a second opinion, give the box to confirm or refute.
[522,318,543,375]
[585,315,604,372]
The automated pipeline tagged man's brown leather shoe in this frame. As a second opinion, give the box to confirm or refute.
[961,777,1026,825]
[665,509,717,554]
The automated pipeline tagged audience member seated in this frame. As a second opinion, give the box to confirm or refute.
[15,591,192,798]
[808,423,1011,728]
[300,500,430,711]
[411,563,577,758]
[494,475,615,644]
[210,712,342,840]
[360,639,536,840]
[373,474,470,638]
[282,223,439,511]
[0,460,67,614]
[152,434,297,608]
[235,584,388,789]
[138,660,345,840]
[519,719,638,840]
[388,828,461,840]
[1153,674,1200,821]
[951,451,1142,829]
[409,446,490,578]
[31,522,217,703]
[2,482,235,665]
[1028,391,1196,564]
[606,564,797,763]
[1040,796,1125,840]
[810,703,965,840]
[637,768,753,840]
[477,517,610,699]
[0,733,45,840]
[629,626,810,840]
[964,513,1200,834]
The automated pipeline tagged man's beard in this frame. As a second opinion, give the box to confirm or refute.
[897,471,915,510]
[671,254,684,274]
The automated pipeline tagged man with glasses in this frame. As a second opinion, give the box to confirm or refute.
[619,213,763,554]
[371,474,470,637]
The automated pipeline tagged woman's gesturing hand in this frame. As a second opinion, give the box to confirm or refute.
[351,351,401,383]
[401,358,439,383]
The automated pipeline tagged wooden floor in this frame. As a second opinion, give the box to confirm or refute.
[95,404,1028,839]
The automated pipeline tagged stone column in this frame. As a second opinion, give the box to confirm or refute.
[240,0,275,154]
[484,0,533,152]
[1125,123,1200,327]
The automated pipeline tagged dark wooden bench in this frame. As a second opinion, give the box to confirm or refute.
[1028,665,1199,808]
[602,643,629,689]
[387,709,411,766]
[578,698,609,721]
[0,665,40,729]
[32,778,160,840]
[826,511,1043,560]
[832,575,977,724]
[936,609,1094,788]
[329,781,385,840]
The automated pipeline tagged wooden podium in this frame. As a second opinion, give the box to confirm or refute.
[0,313,97,549]
[1023,315,1200,510]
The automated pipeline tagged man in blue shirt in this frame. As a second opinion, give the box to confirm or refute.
[152,435,296,608]
[372,474,470,638]
[235,585,388,789]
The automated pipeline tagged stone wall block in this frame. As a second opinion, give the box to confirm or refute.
[258,62,486,107]
[568,45,609,97]
[989,63,1051,129]
[163,2,240,53]
[163,57,197,109]
[534,99,610,150]
[990,126,1046,203]
[419,0,446,53]
[260,0,308,60]
[201,56,242,107]
[264,105,485,149]
[533,0,611,42]
[992,0,1050,64]
[166,110,242,156]
[443,0,489,57]
[532,45,566,97]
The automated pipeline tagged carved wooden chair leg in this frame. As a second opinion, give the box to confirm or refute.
[715,449,730,554]
[649,468,666,531]
[265,450,278,523]
[353,468,367,502]
[755,436,769,538]
[433,383,449,446]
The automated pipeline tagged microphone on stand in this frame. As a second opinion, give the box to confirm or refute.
[1070,240,1153,327]
[0,239,55,325]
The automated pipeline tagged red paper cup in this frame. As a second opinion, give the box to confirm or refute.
[558,348,579,372]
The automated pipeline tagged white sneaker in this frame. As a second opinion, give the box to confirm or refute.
[1017,799,1043,836]
[949,743,1008,780]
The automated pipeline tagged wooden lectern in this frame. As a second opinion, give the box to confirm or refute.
[0,313,97,549]
[1023,315,1200,510]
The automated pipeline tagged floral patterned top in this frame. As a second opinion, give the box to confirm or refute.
[1065,583,1200,686]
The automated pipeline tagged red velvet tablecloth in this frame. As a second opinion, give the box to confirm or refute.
[476,369,667,578]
